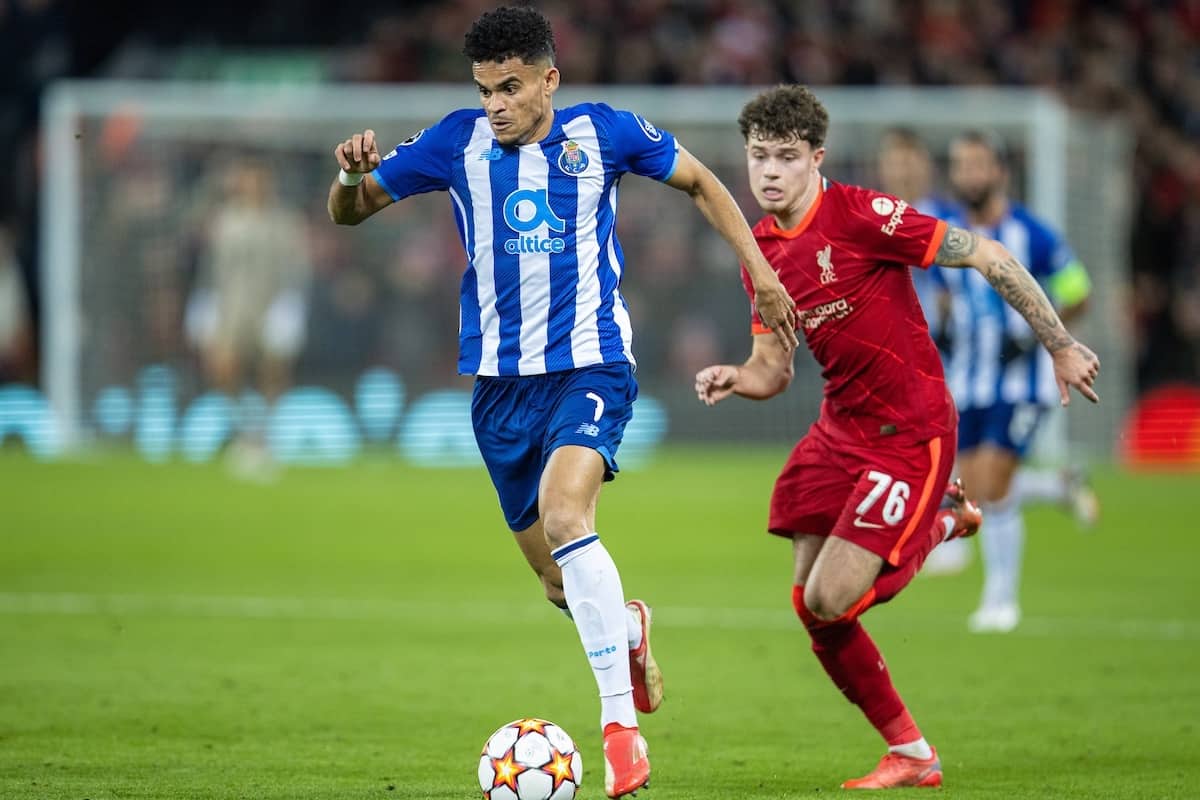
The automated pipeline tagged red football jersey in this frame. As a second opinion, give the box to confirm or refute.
[741,178,955,444]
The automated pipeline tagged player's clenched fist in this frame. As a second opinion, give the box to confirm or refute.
[334,129,382,174]
[695,365,740,406]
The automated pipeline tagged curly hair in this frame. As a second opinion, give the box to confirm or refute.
[738,85,829,149]
[463,6,556,65]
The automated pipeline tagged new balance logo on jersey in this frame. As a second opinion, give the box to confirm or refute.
[478,146,504,161]
[576,423,600,437]
[817,244,836,284]
[503,188,567,254]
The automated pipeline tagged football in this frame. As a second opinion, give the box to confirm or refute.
[477,718,583,800]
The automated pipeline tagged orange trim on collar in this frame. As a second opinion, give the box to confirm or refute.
[769,179,825,238]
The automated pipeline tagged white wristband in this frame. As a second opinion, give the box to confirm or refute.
[338,168,365,187]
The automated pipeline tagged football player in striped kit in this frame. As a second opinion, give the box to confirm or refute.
[327,7,797,797]
[938,130,1096,633]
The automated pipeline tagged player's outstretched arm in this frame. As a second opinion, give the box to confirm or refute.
[328,129,394,225]
[695,333,794,406]
[935,226,1100,405]
[665,147,799,353]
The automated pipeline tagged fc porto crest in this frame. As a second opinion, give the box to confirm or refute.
[557,140,589,175]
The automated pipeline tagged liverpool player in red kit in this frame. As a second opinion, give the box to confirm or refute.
[695,86,1100,789]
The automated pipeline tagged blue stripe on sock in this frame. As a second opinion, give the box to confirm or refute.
[551,533,599,563]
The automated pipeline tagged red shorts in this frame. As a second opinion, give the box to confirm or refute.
[768,419,956,568]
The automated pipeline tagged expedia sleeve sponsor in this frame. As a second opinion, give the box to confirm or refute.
[850,185,945,267]
[880,199,909,236]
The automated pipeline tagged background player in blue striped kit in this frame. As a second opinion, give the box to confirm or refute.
[936,130,1094,633]
[326,6,798,797]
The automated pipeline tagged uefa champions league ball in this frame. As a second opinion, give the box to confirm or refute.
[478,718,583,800]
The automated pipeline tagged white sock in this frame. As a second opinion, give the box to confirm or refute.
[939,513,956,541]
[1013,468,1067,505]
[552,533,637,729]
[889,737,933,760]
[979,496,1024,609]
[625,605,643,650]
[567,594,641,649]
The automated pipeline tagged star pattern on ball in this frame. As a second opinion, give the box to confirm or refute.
[516,718,547,735]
[490,750,527,792]
[543,749,576,791]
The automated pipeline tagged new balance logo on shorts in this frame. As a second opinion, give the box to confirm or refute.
[576,423,600,437]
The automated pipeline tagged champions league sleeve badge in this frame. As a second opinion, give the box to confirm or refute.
[557,140,590,175]
[634,114,663,142]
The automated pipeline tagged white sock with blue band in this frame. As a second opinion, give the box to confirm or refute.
[553,533,637,729]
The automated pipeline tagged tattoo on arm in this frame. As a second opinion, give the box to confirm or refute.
[983,253,1075,352]
[934,226,978,265]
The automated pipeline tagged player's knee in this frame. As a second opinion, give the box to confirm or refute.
[539,508,589,549]
[791,584,820,628]
[977,481,1010,505]
[803,582,851,623]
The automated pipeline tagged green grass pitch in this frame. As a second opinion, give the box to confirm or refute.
[2,448,1197,799]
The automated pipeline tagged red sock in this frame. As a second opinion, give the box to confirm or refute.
[879,707,922,747]
[805,614,923,748]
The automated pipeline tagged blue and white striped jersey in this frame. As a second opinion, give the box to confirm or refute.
[908,195,957,334]
[371,102,679,376]
[935,203,1089,409]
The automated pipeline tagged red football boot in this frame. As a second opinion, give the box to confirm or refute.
[603,723,650,798]
[841,748,943,789]
[942,479,982,539]
[626,600,663,714]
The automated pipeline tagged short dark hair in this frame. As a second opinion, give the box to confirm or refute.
[463,6,556,66]
[951,129,1009,168]
[738,85,829,149]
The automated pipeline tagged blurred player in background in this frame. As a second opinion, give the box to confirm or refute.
[940,130,1097,633]
[877,130,1099,582]
[189,162,312,400]
[326,7,797,797]
[875,128,973,576]
[186,160,312,475]
[0,224,34,385]
[875,127,954,332]
[695,85,1099,789]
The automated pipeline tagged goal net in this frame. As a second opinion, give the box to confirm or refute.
[33,82,1130,464]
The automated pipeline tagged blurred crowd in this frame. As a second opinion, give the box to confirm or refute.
[1,0,1199,397]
